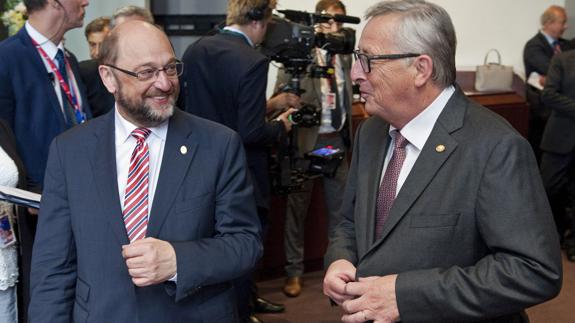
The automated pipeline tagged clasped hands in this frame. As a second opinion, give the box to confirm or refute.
[323,259,400,323]
[122,237,177,287]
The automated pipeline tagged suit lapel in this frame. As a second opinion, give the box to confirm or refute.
[364,89,467,254]
[363,118,391,246]
[147,110,198,237]
[18,28,68,128]
[89,112,127,244]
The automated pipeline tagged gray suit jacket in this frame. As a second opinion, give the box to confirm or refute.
[540,50,575,154]
[275,53,354,154]
[29,109,262,322]
[325,89,561,322]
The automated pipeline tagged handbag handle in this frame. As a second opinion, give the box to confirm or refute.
[483,48,502,65]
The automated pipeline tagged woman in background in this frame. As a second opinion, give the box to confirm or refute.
[0,119,26,323]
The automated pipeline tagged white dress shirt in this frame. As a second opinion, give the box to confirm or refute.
[381,86,455,194]
[25,21,83,117]
[317,48,347,134]
[114,108,168,212]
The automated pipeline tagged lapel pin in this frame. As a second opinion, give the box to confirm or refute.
[180,146,187,155]
[436,144,446,153]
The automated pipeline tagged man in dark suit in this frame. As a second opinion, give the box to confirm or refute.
[523,5,571,162]
[323,1,561,322]
[29,21,262,322]
[181,0,293,321]
[0,0,90,319]
[0,0,91,192]
[540,50,575,261]
[79,16,114,118]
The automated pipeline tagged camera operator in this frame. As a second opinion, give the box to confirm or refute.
[274,0,353,298]
[180,1,296,322]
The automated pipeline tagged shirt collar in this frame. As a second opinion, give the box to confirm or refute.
[223,26,254,47]
[114,106,169,144]
[390,85,455,151]
[540,30,558,46]
[25,21,64,60]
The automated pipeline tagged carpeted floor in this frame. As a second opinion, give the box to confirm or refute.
[256,254,575,323]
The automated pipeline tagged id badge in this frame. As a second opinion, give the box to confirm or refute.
[0,213,16,248]
[322,92,336,110]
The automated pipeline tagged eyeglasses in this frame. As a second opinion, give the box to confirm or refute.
[104,60,184,82]
[353,50,420,73]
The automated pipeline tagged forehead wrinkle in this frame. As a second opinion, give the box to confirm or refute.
[361,14,400,54]
[116,36,174,69]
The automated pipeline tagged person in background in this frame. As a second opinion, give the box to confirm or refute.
[180,0,295,321]
[274,0,352,298]
[0,1,91,320]
[0,120,27,323]
[29,20,262,322]
[540,49,575,262]
[523,5,571,163]
[85,16,110,60]
[79,6,154,118]
[110,5,155,28]
[323,1,561,322]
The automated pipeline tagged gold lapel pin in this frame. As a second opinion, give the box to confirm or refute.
[436,144,446,153]
[180,146,188,155]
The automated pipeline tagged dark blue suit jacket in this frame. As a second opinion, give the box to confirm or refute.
[29,109,262,322]
[0,27,91,191]
[181,32,285,209]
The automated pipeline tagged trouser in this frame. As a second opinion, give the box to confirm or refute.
[235,207,268,322]
[540,150,575,239]
[284,134,348,277]
[526,86,550,164]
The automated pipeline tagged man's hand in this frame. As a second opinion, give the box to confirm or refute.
[276,108,297,132]
[341,275,400,323]
[267,92,301,114]
[539,75,547,87]
[323,259,357,305]
[122,237,177,287]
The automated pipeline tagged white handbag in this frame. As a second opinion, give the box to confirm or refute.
[474,49,513,92]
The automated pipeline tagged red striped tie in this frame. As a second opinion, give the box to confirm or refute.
[123,127,152,242]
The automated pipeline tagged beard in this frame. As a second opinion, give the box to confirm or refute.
[116,83,177,127]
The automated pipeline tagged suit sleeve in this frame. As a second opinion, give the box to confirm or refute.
[524,38,552,76]
[395,134,562,322]
[170,132,262,301]
[0,54,15,128]
[236,59,285,147]
[541,55,575,120]
[324,122,363,267]
[28,137,77,322]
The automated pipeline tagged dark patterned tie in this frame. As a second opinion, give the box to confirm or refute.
[123,128,152,242]
[55,49,77,126]
[375,131,408,239]
[553,41,562,55]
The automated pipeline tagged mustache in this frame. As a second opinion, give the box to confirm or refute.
[146,88,176,97]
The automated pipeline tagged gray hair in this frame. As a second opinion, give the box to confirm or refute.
[111,5,155,28]
[366,0,456,87]
[540,5,565,26]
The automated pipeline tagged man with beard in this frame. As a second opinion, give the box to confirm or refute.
[29,21,262,322]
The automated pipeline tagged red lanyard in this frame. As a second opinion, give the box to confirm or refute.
[30,38,84,123]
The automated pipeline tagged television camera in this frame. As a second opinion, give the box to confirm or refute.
[262,9,359,194]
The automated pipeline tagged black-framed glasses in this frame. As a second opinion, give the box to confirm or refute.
[104,60,184,82]
[353,50,420,73]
